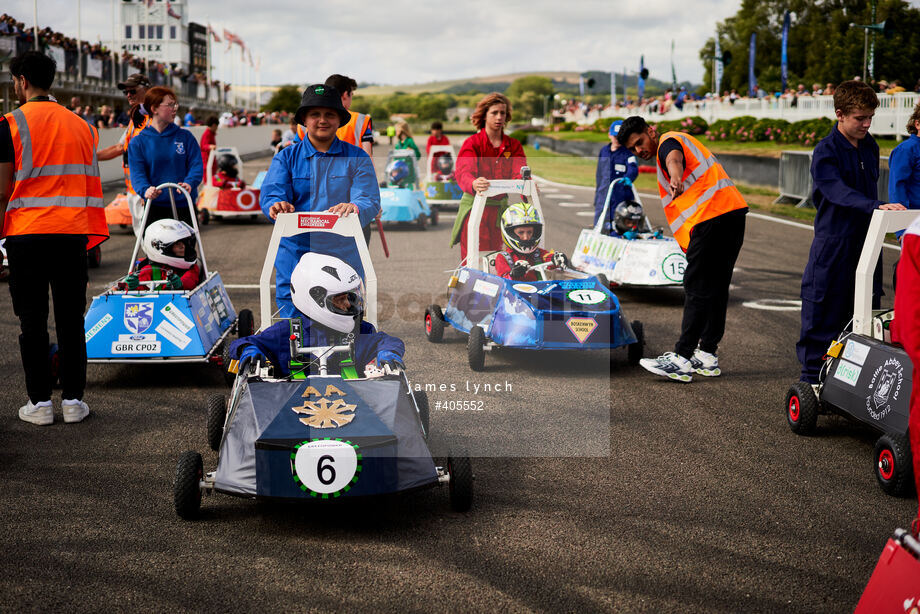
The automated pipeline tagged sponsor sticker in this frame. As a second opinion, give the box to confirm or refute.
[161,303,194,334]
[843,339,871,366]
[473,278,500,297]
[661,252,687,282]
[567,289,607,305]
[297,214,338,229]
[566,317,598,343]
[512,283,538,293]
[236,189,258,210]
[833,360,862,387]
[156,320,192,350]
[84,313,113,342]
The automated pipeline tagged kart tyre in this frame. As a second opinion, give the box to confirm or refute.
[220,341,235,387]
[414,389,430,438]
[468,326,486,372]
[174,450,203,520]
[785,382,819,436]
[596,273,610,289]
[199,208,210,226]
[447,450,473,512]
[417,213,428,230]
[87,245,102,268]
[874,433,914,497]
[48,343,61,387]
[237,309,255,338]
[425,304,445,343]
[627,320,644,366]
[430,207,439,226]
[206,394,227,452]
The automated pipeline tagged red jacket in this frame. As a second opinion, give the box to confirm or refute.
[493,247,554,281]
[426,134,450,155]
[118,260,202,291]
[455,130,526,195]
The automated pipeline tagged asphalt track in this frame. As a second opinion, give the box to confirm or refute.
[0,145,914,613]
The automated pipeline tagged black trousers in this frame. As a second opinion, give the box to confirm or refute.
[674,209,747,359]
[7,235,89,403]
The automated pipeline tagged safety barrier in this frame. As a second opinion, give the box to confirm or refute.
[775,151,891,208]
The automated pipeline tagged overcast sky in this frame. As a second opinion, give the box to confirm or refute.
[7,0,920,88]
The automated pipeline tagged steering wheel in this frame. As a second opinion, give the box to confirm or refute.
[527,261,556,282]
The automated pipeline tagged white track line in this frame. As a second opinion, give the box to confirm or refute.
[575,211,595,217]
[546,193,574,200]
[558,202,592,208]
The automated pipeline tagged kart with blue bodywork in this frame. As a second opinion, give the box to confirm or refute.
[424,144,463,209]
[379,149,437,229]
[172,212,472,519]
[423,173,645,371]
[83,183,253,383]
[785,210,919,497]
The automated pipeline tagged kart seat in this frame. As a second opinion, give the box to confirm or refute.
[482,251,504,276]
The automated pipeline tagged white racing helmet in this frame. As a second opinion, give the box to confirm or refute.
[500,201,542,253]
[142,219,197,269]
[290,253,365,333]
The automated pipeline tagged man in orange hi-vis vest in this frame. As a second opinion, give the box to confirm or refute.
[0,51,108,425]
[619,116,748,383]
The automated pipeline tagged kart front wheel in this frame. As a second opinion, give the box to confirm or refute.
[468,327,486,371]
[447,450,473,512]
[627,320,644,366]
[414,389,430,438]
[430,207,439,226]
[206,394,227,451]
[198,208,210,226]
[417,213,428,230]
[220,341,235,387]
[174,450,203,520]
[425,304,445,343]
[237,309,254,338]
[874,433,914,497]
[785,382,819,436]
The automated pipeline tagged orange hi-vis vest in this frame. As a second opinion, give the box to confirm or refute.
[123,113,150,195]
[656,131,747,250]
[296,111,371,147]
[4,101,108,249]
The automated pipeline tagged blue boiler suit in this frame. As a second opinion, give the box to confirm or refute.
[594,145,638,233]
[797,124,885,383]
[888,134,920,229]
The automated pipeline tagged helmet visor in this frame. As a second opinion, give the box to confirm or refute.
[326,283,365,317]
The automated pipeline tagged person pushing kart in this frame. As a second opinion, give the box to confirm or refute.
[229,253,405,377]
[493,202,569,282]
[119,219,201,291]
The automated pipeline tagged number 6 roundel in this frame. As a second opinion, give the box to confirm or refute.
[291,439,362,498]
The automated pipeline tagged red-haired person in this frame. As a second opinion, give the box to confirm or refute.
[449,93,527,263]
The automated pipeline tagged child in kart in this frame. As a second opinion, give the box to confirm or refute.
[213,154,247,190]
[229,252,405,377]
[386,158,413,188]
[432,154,455,182]
[494,202,569,282]
[610,200,662,240]
[120,219,202,291]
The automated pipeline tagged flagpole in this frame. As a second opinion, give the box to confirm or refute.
[77,0,83,82]
[205,20,211,99]
[111,0,117,87]
[32,0,38,51]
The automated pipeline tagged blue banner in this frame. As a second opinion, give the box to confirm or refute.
[671,40,678,89]
[714,39,723,94]
[781,11,790,91]
[622,67,627,104]
[748,33,757,97]
[637,55,645,99]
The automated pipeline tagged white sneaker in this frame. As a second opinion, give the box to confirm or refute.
[639,352,693,383]
[62,399,90,424]
[19,400,53,426]
[690,349,721,377]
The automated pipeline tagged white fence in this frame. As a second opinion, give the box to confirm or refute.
[569,93,919,138]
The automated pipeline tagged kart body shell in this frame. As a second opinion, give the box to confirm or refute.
[785,209,920,496]
[571,178,686,287]
[197,146,263,221]
[424,144,463,207]
[104,192,134,228]
[380,149,435,227]
[85,183,240,364]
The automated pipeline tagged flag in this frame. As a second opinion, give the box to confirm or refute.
[578,75,584,97]
[246,47,253,67]
[637,55,645,99]
[208,23,221,42]
[166,1,181,19]
[748,32,757,97]
[781,11,790,91]
[224,28,234,51]
[714,38,723,93]
[671,40,678,89]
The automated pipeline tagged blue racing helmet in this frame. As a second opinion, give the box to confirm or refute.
[386,159,410,187]
[608,120,623,137]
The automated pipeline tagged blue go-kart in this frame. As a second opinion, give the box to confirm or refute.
[172,212,473,519]
[83,183,253,384]
[379,149,437,229]
[423,171,644,371]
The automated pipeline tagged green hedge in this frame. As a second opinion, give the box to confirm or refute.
[705,115,832,146]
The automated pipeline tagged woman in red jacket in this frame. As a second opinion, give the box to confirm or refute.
[449,93,527,263]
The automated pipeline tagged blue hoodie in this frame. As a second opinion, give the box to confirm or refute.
[128,122,203,208]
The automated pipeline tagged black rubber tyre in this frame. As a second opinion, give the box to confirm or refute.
[48,343,61,387]
[414,389,430,438]
[596,273,610,289]
[416,213,428,230]
[206,394,227,452]
[874,433,914,497]
[430,207,439,226]
[237,309,255,338]
[785,382,819,435]
[198,208,210,226]
[467,326,486,371]
[627,320,644,366]
[173,450,203,520]
[425,304,445,343]
[220,341,235,387]
[87,245,102,268]
[447,450,473,512]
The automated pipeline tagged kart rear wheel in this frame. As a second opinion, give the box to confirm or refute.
[597,273,610,289]
[627,320,644,366]
[174,450,203,520]
[220,341,235,387]
[87,245,102,268]
[417,213,428,230]
[237,309,254,338]
[425,304,445,343]
[447,450,473,512]
[198,208,210,226]
[206,394,227,451]
[785,382,819,436]
[874,433,914,497]
[467,327,486,371]
[430,207,439,226]
[414,389,430,438]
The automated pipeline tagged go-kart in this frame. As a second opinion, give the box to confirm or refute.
[784,209,919,496]
[83,183,253,383]
[172,212,473,519]
[379,149,437,229]
[571,178,686,287]
[423,170,644,371]
[424,144,463,208]
[196,146,264,224]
